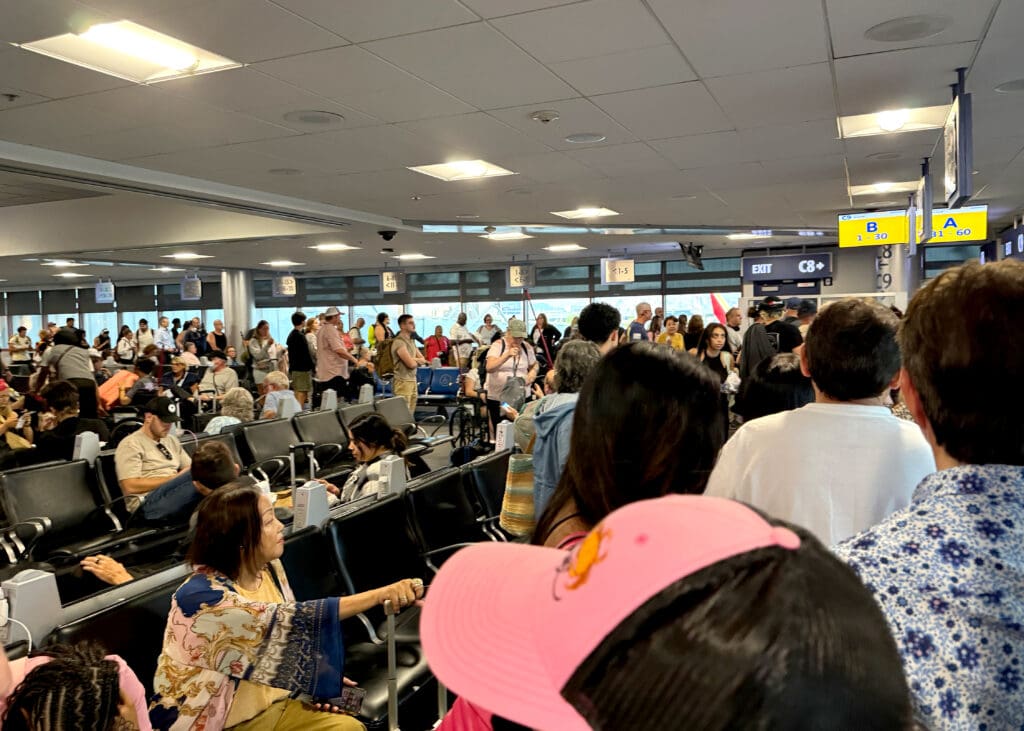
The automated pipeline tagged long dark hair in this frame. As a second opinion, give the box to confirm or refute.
[695,323,728,359]
[3,643,122,731]
[118,325,132,340]
[348,412,408,456]
[187,483,265,580]
[533,342,724,545]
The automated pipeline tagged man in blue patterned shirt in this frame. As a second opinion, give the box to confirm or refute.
[834,260,1024,730]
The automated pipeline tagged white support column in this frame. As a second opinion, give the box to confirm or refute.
[221,270,254,351]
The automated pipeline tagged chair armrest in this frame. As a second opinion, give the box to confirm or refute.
[248,458,289,485]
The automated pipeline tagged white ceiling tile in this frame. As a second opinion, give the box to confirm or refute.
[256,46,473,122]
[564,142,675,178]
[968,31,1024,97]
[160,68,323,112]
[691,161,778,191]
[776,179,851,211]
[495,151,604,183]
[706,63,836,129]
[62,125,201,160]
[126,145,297,176]
[825,0,995,58]
[0,0,109,44]
[0,87,51,109]
[0,46,133,99]
[0,98,128,144]
[397,112,552,159]
[486,97,636,150]
[834,42,975,116]
[248,102,380,132]
[78,0,209,19]
[736,119,844,161]
[272,0,479,42]
[364,23,577,109]
[491,0,668,64]
[591,82,733,140]
[650,131,759,170]
[759,154,848,183]
[648,0,829,77]
[142,0,345,64]
[459,0,579,19]
[549,44,696,96]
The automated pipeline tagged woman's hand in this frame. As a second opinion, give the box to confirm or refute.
[376,578,425,611]
[81,555,134,585]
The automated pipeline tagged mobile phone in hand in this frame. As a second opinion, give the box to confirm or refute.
[329,686,366,715]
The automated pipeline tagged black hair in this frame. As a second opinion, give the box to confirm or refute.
[3,642,122,731]
[40,380,80,413]
[563,519,914,731]
[53,327,79,346]
[348,412,407,455]
[578,302,621,344]
[188,483,265,579]
[397,313,413,328]
[695,322,728,359]
[534,342,724,545]
[135,358,156,375]
[664,315,678,325]
[291,311,307,327]
[733,353,814,420]
[805,298,900,401]
[376,312,389,325]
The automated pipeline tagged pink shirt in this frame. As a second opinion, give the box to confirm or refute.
[315,324,350,381]
[0,654,151,730]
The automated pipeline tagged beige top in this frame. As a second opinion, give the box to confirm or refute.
[114,428,191,487]
[391,333,418,381]
[199,366,239,396]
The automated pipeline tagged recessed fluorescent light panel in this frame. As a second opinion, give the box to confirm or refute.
[727,233,762,240]
[150,266,184,272]
[162,252,213,260]
[310,243,360,252]
[849,181,919,196]
[54,272,90,278]
[408,160,516,182]
[262,260,304,267]
[544,244,587,252]
[481,232,533,241]
[393,254,436,260]
[839,105,949,138]
[551,207,619,219]
[18,21,240,84]
[41,260,88,267]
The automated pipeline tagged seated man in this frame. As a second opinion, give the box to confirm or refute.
[114,396,194,522]
[119,358,159,406]
[260,370,302,419]
[835,261,1024,728]
[706,298,935,544]
[198,350,239,402]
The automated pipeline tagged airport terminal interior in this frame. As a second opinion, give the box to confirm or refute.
[0,1,1022,729]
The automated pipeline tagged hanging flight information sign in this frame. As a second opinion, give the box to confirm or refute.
[180,276,202,301]
[838,206,987,248]
[380,270,406,294]
[507,263,535,288]
[272,274,297,297]
[600,258,635,285]
[94,281,115,304]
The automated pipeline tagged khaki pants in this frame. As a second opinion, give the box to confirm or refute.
[228,698,364,730]
[393,378,417,415]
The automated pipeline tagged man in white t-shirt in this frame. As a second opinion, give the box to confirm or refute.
[449,312,479,369]
[705,298,935,544]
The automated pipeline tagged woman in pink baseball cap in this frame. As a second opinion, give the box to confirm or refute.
[423,496,915,731]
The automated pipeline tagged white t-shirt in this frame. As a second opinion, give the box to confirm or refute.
[449,323,478,360]
[705,403,936,545]
[484,339,536,401]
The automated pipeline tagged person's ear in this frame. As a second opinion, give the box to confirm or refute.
[797,343,811,377]
[900,369,929,430]
[234,463,241,476]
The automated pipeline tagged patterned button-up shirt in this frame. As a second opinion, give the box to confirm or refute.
[834,465,1024,730]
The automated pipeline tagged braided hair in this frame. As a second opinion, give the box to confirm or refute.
[2,643,123,731]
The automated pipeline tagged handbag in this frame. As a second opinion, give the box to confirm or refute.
[499,436,536,537]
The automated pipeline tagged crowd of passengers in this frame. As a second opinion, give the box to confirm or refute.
[0,259,1020,730]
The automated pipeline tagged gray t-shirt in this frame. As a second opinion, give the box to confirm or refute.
[40,344,95,381]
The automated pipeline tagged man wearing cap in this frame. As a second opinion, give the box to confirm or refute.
[782,296,801,324]
[315,306,358,404]
[835,261,1024,729]
[761,296,802,354]
[796,299,817,337]
[119,358,159,405]
[114,396,195,522]
[198,350,239,402]
[392,313,428,413]
[8,326,32,373]
[706,298,934,544]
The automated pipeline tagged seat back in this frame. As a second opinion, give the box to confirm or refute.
[45,577,181,696]
[0,460,101,538]
[464,450,511,519]
[338,402,374,428]
[416,367,431,395]
[293,410,349,449]
[281,526,346,601]
[241,418,299,462]
[219,422,252,464]
[404,467,487,556]
[375,396,414,429]
[183,431,244,467]
[428,367,460,396]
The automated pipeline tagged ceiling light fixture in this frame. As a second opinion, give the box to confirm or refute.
[162,252,213,260]
[41,260,88,267]
[262,260,304,267]
[310,243,359,252]
[150,266,184,272]
[564,132,606,144]
[848,181,919,196]
[408,159,516,182]
[875,109,910,132]
[393,253,436,260]
[994,79,1024,94]
[551,206,619,219]
[481,231,533,241]
[455,214,480,219]
[544,244,587,252]
[53,272,90,278]
[18,20,239,84]
[727,233,762,240]
[864,15,952,43]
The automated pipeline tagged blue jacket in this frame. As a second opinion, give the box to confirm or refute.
[531,394,579,520]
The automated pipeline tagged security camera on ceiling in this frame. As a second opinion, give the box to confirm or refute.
[678,241,704,270]
[378,230,397,241]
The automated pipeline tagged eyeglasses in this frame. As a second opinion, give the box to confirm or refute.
[155,441,173,460]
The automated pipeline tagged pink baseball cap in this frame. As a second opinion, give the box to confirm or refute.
[421,495,802,731]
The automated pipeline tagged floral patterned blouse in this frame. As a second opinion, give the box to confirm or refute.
[834,464,1024,730]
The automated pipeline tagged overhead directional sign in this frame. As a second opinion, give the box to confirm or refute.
[839,205,987,248]
[741,252,833,282]
[1001,226,1024,261]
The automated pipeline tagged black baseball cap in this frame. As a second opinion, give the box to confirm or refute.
[143,396,181,423]
[207,349,228,361]
[758,296,785,312]
[784,297,802,309]
[797,300,818,317]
